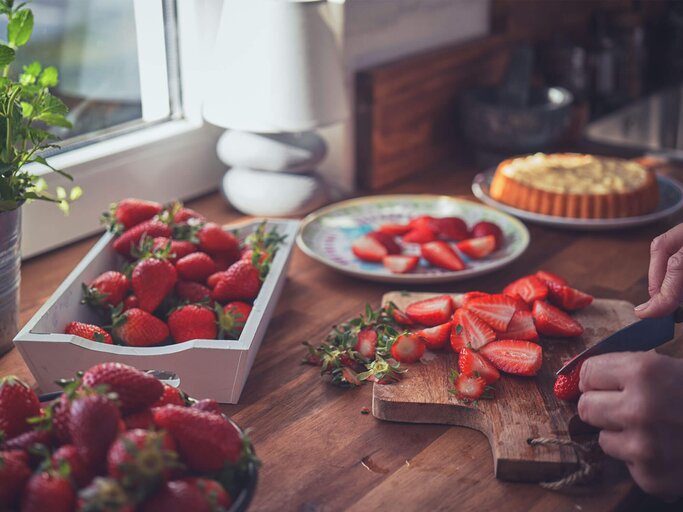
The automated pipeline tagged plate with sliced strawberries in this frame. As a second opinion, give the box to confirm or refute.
[296,195,529,283]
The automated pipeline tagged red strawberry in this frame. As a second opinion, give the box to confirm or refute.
[112,220,172,258]
[21,471,75,512]
[112,308,169,347]
[77,477,134,512]
[197,222,240,258]
[405,295,454,326]
[140,478,230,512]
[351,235,387,262]
[355,329,377,359]
[168,305,217,343]
[415,322,451,350]
[153,384,185,407]
[546,281,594,311]
[107,429,177,489]
[479,340,543,376]
[123,410,155,431]
[471,221,504,249]
[106,199,163,232]
[132,258,177,313]
[175,252,217,283]
[495,310,538,341]
[382,255,419,274]
[511,295,530,312]
[152,405,242,472]
[212,251,240,271]
[460,291,490,307]
[123,295,139,311]
[421,241,466,271]
[390,334,425,363]
[82,363,164,415]
[173,207,206,224]
[206,271,225,289]
[52,444,90,489]
[367,231,401,254]
[152,237,196,264]
[0,450,31,507]
[69,395,121,474]
[503,275,548,304]
[458,347,500,384]
[456,235,496,259]
[51,394,73,445]
[389,304,415,326]
[191,399,222,415]
[2,428,52,454]
[450,309,496,351]
[402,227,437,244]
[0,376,40,439]
[175,281,212,304]
[218,301,252,338]
[211,260,261,302]
[408,215,438,231]
[535,270,568,287]
[554,361,584,402]
[64,322,113,344]
[433,217,469,241]
[463,294,517,331]
[378,223,411,236]
[83,271,130,308]
[451,373,487,401]
[532,300,584,337]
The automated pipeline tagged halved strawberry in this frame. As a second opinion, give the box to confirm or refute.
[421,241,466,271]
[415,322,451,350]
[383,255,419,274]
[535,270,568,287]
[402,227,437,244]
[554,360,584,402]
[459,291,490,308]
[532,300,584,337]
[450,309,496,351]
[405,295,454,326]
[388,304,415,326]
[471,221,504,249]
[379,223,411,236]
[463,294,517,331]
[503,275,548,304]
[451,372,487,401]
[479,339,543,376]
[367,231,402,255]
[355,329,377,359]
[495,310,538,341]
[408,215,438,231]
[351,235,387,262]
[546,281,593,311]
[433,217,469,241]
[458,347,500,384]
[390,334,425,363]
[511,295,530,312]
[456,235,496,259]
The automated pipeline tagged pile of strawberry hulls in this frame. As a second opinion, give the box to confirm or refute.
[351,215,504,274]
[304,270,593,404]
[0,363,257,512]
[65,198,285,347]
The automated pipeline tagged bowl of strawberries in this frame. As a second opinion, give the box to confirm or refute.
[0,363,258,512]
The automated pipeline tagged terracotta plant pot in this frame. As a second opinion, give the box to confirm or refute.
[0,206,21,355]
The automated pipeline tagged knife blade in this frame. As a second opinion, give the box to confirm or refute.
[556,310,680,376]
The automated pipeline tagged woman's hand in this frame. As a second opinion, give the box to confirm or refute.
[578,351,683,499]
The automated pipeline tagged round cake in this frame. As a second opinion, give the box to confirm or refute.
[489,153,659,219]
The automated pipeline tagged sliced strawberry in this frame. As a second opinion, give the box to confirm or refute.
[355,329,377,359]
[479,339,543,376]
[456,235,496,259]
[458,347,500,384]
[378,223,411,236]
[408,215,438,231]
[390,334,425,363]
[450,309,496,351]
[351,235,387,262]
[459,291,490,307]
[554,360,584,402]
[495,310,538,341]
[546,281,594,311]
[382,255,419,274]
[532,300,584,337]
[452,373,487,401]
[415,322,451,350]
[433,217,469,241]
[511,295,530,312]
[389,304,416,326]
[535,270,568,287]
[367,231,401,255]
[463,294,517,331]
[471,221,504,249]
[503,275,548,304]
[402,227,436,244]
[405,295,454,326]
[421,241,466,271]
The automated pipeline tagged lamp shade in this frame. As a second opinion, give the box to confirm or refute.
[203,0,348,133]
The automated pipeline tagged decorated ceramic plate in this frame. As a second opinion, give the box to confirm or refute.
[296,194,530,284]
[472,169,683,231]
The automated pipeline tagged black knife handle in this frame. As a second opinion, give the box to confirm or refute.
[675,306,683,323]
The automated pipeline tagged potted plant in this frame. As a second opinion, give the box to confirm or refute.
[0,0,80,354]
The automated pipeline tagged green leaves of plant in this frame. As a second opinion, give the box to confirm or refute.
[0,44,15,66]
[7,8,33,47]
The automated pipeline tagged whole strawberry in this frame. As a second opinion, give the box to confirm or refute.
[2,428,52,455]
[123,410,155,431]
[112,220,172,258]
[173,206,206,224]
[190,399,221,416]
[152,384,185,408]
[65,322,113,344]
[104,199,163,232]
[77,477,134,512]
[218,301,252,338]
[152,237,196,264]
[50,393,74,445]
[52,444,91,489]
[132,257,177,313]
[152,405,242,472]
[0,376,40,439]
[82,363,164,415]
[69,395,121,474]
[168,305,217,343]
[82,271,130,308]
[140,478,230,512]
[197,222,240,257]
[175,252,217,283]
[0,450,31,508]
[22,470,76,512]
[112,308,169,347]
[175,281,212,304]
[211,260,262,303]
[122,295,139,311]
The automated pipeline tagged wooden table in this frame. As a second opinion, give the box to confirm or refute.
[3,162,682,511]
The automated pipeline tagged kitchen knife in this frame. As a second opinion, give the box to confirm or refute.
[556,306,683,376]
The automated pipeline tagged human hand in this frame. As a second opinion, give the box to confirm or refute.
[577,351,683,499]
[636,224,683,318]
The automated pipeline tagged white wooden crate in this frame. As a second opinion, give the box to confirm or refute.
[14,219,300,404]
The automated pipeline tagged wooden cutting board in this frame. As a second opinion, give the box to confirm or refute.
[373,292,640,483]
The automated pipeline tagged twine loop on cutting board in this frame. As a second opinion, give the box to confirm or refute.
[527,437,602,491]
